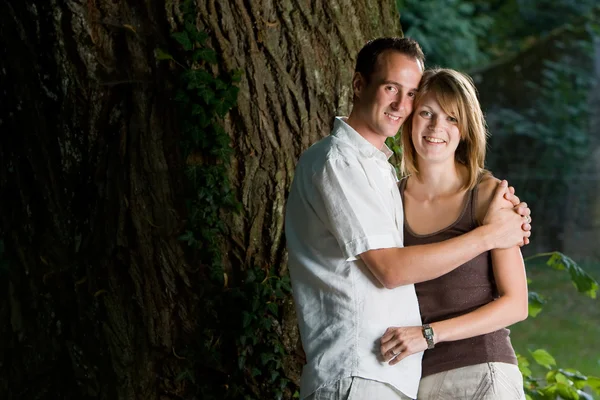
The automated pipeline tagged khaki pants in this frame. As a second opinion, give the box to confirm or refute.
[417,362,526,400]
[306,377,414,400]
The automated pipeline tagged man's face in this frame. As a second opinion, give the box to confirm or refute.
[352,51,423,147]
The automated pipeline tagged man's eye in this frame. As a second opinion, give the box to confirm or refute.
[408,92,416,97]
[386,86,398,93]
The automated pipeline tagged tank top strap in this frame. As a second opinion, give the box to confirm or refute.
[469,173,488,227]
[398,176,409,200]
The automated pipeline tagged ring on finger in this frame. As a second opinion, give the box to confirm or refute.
[524,215,531,224]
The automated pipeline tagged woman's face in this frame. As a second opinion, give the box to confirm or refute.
[411,92,462,167]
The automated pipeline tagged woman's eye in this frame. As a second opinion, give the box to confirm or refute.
[419,111,431,117]
[448,116,458,123]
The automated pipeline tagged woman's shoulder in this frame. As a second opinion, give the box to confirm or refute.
[474,172,501,224]
[477,173,500,196]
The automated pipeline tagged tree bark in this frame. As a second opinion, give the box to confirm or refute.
[0,0,401,398]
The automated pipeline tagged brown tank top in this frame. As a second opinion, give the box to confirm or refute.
[399,177,517,378]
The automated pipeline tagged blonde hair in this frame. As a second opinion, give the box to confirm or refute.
[400,68,488,190]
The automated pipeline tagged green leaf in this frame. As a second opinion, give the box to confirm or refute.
[185,23,209,44]
[270,369,280,382]
[242,311,253,328]
[546,252,599,298]
[155,48,174,61]
[261,316,272,330]
[231,69,243,82]
[560,368,588,382]
[260,352,274,365]
[193,48,218,64]
[172,31,193,51]
[557,382,580,400]
[539,383,558,397]
[528,291,545,317]
[215,100,232,117]
[530,349,557,369]
[185,69,213,90]
[175,369,195,383]
[587,376,600,394]
[267,302,278,316]
[214,78,228,91]
[198,87,216,105]
[555,372,570,385]
[517,354,532,378]
[546,369,558,383]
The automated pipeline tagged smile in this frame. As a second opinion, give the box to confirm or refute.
[385,112,402,121]
[424,136,445,143]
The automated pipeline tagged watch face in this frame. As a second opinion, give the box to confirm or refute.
[424,328,433,336]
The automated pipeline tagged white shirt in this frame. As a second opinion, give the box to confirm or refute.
[285,117,423,399]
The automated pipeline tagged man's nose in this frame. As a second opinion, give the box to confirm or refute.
[392,94,408,111]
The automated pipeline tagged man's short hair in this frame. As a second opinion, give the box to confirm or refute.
[355,37,425,82]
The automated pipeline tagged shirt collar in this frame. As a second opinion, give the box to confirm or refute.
[332,117,394,160]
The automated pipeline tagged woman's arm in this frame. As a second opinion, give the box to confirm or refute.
[380,176,529,365]
[431,176,529,341]
[429,246,528,343]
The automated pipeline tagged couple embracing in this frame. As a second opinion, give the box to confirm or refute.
[285,38,531,400]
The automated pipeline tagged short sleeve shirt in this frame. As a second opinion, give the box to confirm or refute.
[285,118,423,399]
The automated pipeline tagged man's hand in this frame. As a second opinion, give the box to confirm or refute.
[483,180,531,249]
[380,326,428,365]
[504,186,533,245]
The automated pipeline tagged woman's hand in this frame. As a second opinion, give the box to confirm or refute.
[380,326,428,365]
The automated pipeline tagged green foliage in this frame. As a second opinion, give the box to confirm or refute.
[526,252,599,300]
[527,291,546,318]
[397,4,599,393]
[397,0,599,68]
[232,267,293,399]
[397,0,492,70]
[475,0,598,58]
[520,351,600,400]
[397,4,597,220]
[487,45,594,196]
[519,253,600,399]
[161,1,292,398]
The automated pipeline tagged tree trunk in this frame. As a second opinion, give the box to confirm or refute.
[0,0,401,399]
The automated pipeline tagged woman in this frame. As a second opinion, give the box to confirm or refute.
[380,68,528,399]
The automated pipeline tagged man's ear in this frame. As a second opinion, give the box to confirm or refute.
[352,72,365,99]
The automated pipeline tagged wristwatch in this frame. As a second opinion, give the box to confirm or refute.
[422,324,435,349]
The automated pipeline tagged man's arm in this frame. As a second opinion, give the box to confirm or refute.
[380,245,528,364]
[379,178,529,365]
[360,180,530,288]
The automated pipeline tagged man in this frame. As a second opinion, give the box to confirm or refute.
[285,37,531,400]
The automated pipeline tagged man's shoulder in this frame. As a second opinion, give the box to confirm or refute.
[298,134,359,169]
